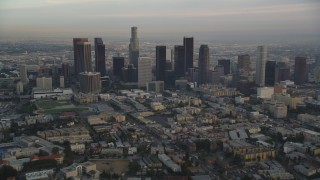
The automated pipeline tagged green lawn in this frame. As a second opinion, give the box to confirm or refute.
[43,107,89,114]
[37,101,69,109]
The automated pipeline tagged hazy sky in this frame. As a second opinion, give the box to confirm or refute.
[0,0,320,41]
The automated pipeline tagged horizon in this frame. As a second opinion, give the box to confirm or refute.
[1,0,320,43]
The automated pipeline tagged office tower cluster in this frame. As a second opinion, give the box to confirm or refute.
[73,37,106,94]
[69,26,310,94]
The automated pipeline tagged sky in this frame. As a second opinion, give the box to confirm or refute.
[0,0,320,42]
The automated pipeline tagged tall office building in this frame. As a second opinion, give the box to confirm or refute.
[73,38,88,75]
[16,81,24,95]
[76,42,92,74]
[238,54,251,71]
[94,38,106,76]
[256,46,267,87]
[79,72,101,94]
[138,57,152,87]
[127,64,138,82]
[265,61,277,86]
[36,77,52,90]
[19,64,28,83]
[129,27,140,68]
[62,62,70,78]
[294,56,307,85]
[113,57,125,77]
[174,45,185,78]
[184,37,194,71]
[60,76,65,88]
[156,46,166,81]
[121,64,137,82]
[166,49,173,70]
[218,59,231,75]
[198,45,210,84]
[276,62,290,82]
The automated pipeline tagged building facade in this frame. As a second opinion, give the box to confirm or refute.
[94,38,106,76]
[129,26,140,68]
[256,46,267,87]
[156,46,166,81]
[73,38,89,75]
[138,57,152,87]
[294,56,307,85]
[198,45,210,84]
[79,72,101,94]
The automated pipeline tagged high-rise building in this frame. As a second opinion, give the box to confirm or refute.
[62,62,70,78]
[129,27,140,68]
[166,49,173,70]
[73,38,88,75]
[127,64,137,82]
[147,81,165,93]
[19,64,28,83]
[76,42,92,74]
[174,45,185,78]
[121,64,137,82]
[79,72,101,94]
[265,61,276,86]
[238,54,251,71]
[36,77,52,90]
[16,81,24,95]
[156,46,166,81]
[209,66,224,84]
[113,57,125,77]
[138,57,152,87]
[94,38,106,76]
[184,37,194,71]
[218,59,231,75]
[294,56,307,85]
[276,62,290,82]
[198,45,210,84]
[256,46,267,87]
[60,76,65,88]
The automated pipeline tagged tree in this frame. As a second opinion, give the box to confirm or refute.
[128,161,141,175]
[0,165,17,179]
[52,147,60,154]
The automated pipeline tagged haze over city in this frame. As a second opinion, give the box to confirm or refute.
[1,0,320,42]
[1,0,320,180]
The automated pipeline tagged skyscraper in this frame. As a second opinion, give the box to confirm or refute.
[60,76,65,88]
[94,38,106,76]
[174,45,185,78]
[19,64,28,83]
[256,46,267,87]
[138,57,152,87]
[36,77,52,90]
[129,27,140,68]
[113,57,125,77]
[198,45,209,84]
[79,72,101,94]
[62,62,70,78]
[218,59,231,75]
[184,37,194,71]
[276,62,290,82]
[73,38,88,75]
[76,41,92,74]
[156,46,166,81]
[238,54,251,71]
[294,56,307,85]
[265,61,276,86]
